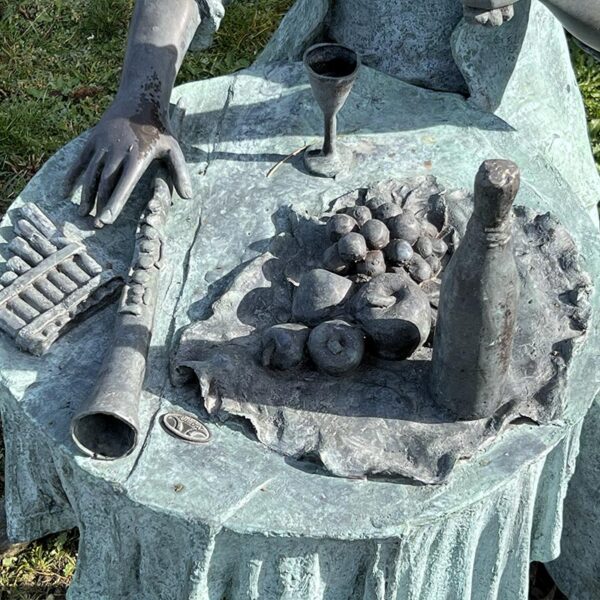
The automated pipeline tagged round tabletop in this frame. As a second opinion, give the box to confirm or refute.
[2,63,599,599]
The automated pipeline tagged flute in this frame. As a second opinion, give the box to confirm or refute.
[71,171,173,459]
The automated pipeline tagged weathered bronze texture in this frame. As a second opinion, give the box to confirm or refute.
[64,0,200,228]
[0,204,121,356]
[303,43,360,178]
[161,412,211,444]
[432,159,521,420]
[71,171,173,460]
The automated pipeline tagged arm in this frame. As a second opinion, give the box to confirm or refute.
[68,0,201,227]
[541,0,600,54]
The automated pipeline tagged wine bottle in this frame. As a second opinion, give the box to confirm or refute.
[431,159,520,420]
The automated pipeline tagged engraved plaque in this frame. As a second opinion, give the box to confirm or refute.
[161,412,211,444]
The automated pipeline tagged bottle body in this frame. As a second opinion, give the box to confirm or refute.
[431,159,520,420]
[431,224,519,419]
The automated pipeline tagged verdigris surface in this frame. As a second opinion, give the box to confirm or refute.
[0,205,122,355]
[1,55,599,598]
[173,176,590,484]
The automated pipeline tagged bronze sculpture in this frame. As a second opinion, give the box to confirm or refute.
[56,0,599,458]
[1,2,599,596]
[302,43,360,178]
[65,0,600,227]
[432,160,521,420]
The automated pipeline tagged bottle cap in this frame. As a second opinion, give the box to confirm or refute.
[473,159,521,229]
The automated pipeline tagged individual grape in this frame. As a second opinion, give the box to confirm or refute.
[420,220,439,238]
[361,219,390,250]
[323,244,350,274]
[385,239,414,264]
[408,254,433,283]
[346,205,372,226]
[415,236,433,258]
[374,202,402,221]
[431,237,448,257]
[357,250,386,277]
[426,254,441,275]
[337,232,368,263]
[326,214,357,241]
[365,196,386,212]
[387,213,420,245]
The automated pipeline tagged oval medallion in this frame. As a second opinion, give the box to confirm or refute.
[161,412,211,444]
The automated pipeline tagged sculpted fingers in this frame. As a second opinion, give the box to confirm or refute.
[500,5,514,21]
[79,150,106,217]
[464,6,514,25]
[65,141,94,196]
[166,140,193,200]
[95,155,126,217]
[95,153,151,227]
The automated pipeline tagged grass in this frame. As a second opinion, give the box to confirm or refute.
[0,0,294,215]
[571,43,600,164]
[0,2,598,598]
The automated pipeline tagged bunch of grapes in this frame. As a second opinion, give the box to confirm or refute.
[323,197,448,284]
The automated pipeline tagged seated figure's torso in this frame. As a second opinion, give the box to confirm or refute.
[328,0,467,93]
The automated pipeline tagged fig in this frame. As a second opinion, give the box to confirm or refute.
[357,250,387,277]
[292,269,353,325]
[337,232,368,263]
[408,254,433,283]
[353,273,431,359]
[387,213,420,245]
[415,236,433,258]
[386,239,414,264]
[323,244,350,275]
[327,214,358,241]
[346,205,372,226]
[308,320,365,375]
[262,324,310,370]
[361,219,390,250]
[374,202,402,221]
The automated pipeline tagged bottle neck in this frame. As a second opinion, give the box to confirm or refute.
[469,216,512,249]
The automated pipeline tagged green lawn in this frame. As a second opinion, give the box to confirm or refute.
[0,0,294,215]
[0,1,599,598]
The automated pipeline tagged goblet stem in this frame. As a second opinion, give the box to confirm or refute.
[323,113,337,157]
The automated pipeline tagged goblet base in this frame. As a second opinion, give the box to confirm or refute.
[303,143,353,178]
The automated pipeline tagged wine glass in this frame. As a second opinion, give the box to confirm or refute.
[303,43,360,178]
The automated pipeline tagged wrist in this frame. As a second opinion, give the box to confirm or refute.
[112,85,171,122]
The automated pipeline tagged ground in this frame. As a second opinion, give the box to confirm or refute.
[0,0,598,598]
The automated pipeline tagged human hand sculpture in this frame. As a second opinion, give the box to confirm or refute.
[464,0,600,51]
[463,0,518,26]
[67,94,191,228]
[66,0,201,228]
